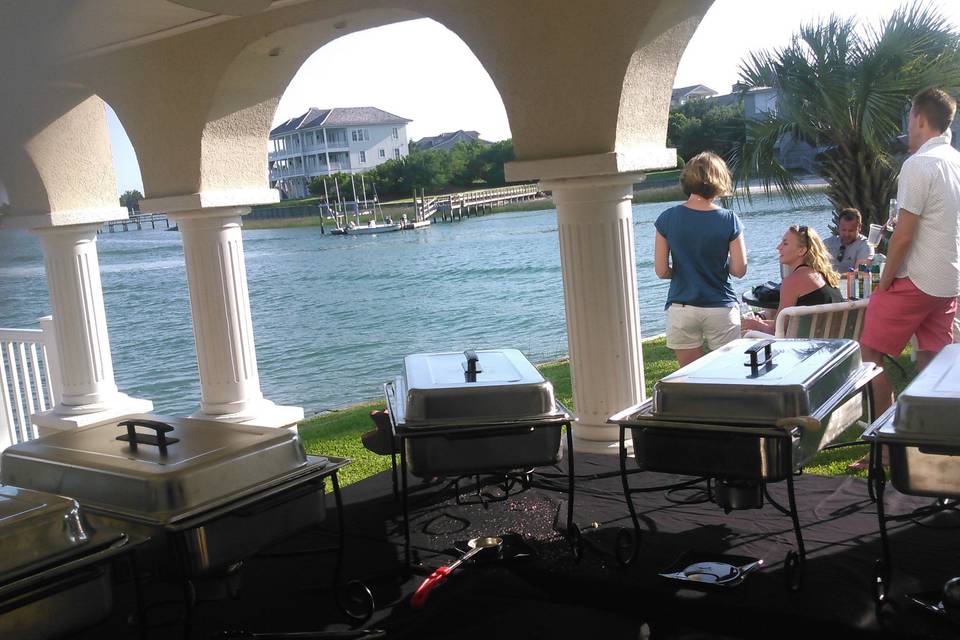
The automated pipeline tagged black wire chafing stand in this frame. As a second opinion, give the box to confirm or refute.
[384,383,576,570]
[609,362,878,592]
[863,406,960,606]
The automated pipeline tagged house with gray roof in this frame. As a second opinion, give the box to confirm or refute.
[268,106,411,199]
[670,84,717,107]
[413,130,492,152]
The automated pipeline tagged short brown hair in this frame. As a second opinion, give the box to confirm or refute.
[680,151,733,199]
[912,87,956,133]
[837,208,862,227]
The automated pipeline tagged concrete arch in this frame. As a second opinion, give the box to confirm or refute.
[60,0,712,211]
[199,8,424,198]
[0,91,125,228]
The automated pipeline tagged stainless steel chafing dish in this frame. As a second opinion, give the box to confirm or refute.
[1,414,344,578]
[384,349,567,477]
[0,486,130,640]
[608,339,880,584]
[863,345,960,498]
[861,345,960,603]
[610,338,878,482]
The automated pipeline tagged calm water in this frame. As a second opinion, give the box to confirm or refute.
[0,194,833,417]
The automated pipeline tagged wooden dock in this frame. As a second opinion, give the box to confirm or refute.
[412,184,542,223]
[100,213,171,233]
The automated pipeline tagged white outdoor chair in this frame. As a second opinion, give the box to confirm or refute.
[743,298,871,340]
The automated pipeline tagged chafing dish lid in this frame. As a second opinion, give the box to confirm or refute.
[652,338,863,423]
[660,338,856,384]
[399,349,556,425]
[404,348,543,389]
[0,414,310,520]
[0,486,97,583]
[894,344,960,436]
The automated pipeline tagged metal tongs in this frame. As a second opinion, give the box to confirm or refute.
[659,558,764,588]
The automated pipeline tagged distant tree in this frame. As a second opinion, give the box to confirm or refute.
[474,140,515,185]
[119,189,143,212]
[365,139,516,199]
[667,100,744,161]
[729,3,960,227]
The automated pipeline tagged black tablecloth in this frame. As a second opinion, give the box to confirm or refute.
[74,452,960,639]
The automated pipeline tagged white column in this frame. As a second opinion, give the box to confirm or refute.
[543,173,646,453]
[32,224,152,433]
[169,207,303,428]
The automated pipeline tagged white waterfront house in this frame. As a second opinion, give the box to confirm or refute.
[268,107,411,199]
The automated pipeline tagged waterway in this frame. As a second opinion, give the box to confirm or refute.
[0,193,834,417]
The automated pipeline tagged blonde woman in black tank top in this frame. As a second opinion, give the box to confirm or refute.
[741,225,841,334]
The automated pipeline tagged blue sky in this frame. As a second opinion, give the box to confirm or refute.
[108,0,960,195]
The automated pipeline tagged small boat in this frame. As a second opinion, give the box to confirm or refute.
[345,220,401,235]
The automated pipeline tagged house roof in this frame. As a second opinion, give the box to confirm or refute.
[670,84,717,102]
[270,107,411,137]
[413,130,491,150]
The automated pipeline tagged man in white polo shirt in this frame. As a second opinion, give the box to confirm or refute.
[859,87,960,418]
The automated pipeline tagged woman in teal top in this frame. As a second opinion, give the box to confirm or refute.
[654,152,748,367]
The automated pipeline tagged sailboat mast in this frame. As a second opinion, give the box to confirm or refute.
[322,178,337,229]
[333,177,344,226]
[371,181,384,221]
[350,174,360,225]
[360,174,369,221]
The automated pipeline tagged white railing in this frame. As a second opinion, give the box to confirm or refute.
[0,316,61,451]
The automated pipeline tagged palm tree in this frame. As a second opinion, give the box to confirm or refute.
[729,3,960,228]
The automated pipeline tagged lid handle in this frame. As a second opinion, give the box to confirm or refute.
[463,350,482,382]
[117,419,180,452]
[744,339,775,374]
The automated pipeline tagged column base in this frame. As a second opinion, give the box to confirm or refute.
[190,399,304,430]
[572,436,633,455]
[32,394,154,436]
[572,422,631,455]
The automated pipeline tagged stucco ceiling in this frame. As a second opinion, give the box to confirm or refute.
[0,1,315,63]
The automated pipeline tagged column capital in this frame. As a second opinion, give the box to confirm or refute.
[2,207,128,231]
[166,206,249,225]
[505,146,676,183]
[140,188,279,215]
[30,221,104,238]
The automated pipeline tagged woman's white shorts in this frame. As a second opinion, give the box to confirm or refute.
[665,304,741,350]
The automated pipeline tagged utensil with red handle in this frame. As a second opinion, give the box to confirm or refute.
[410,536,502,608]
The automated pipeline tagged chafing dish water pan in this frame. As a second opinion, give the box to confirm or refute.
[865,407,960,499]
[1,415,341,577]
[0,486,130,640]
[386,349,566,477]
[862,345,960,498]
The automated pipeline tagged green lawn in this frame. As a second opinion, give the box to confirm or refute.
[298,336,915,486]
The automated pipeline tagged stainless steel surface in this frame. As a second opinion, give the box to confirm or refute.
[385,379,565,477]
[0,491,131,640]
[865,405,960,498]
[2,408,344,578]
[400,349,556,426]
[612,362,878,480]
[0,486,91,583]
[894,344,960,437]
[0,566,113,640]
[651,338,863,425]
[1,413,311,522]
[402,424,562,478]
